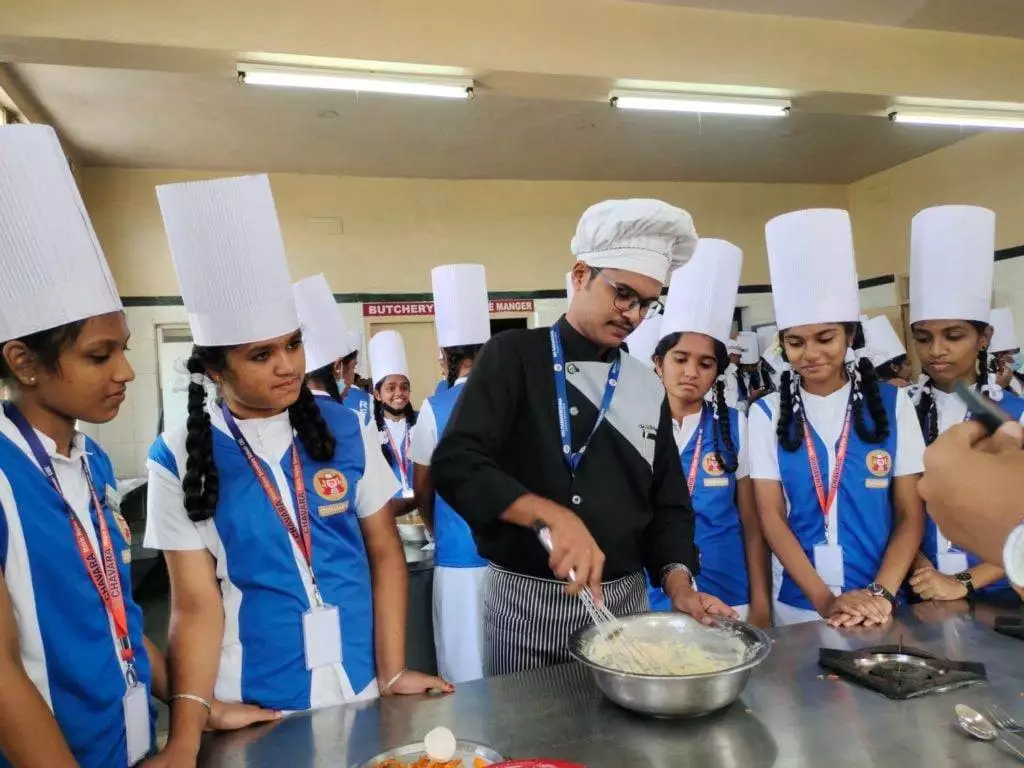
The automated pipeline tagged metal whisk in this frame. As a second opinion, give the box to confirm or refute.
[535,524,660,674]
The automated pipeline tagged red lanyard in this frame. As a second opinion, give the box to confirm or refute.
[384,421,412,489]
[803,402,853,537]
[2,404,135,672]
[685,422,705,497]
[221,405,323,606]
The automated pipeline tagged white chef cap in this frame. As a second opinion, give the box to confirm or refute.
[990,307,1020,354]
[862,315,907,368]
[660,239,743,345]
[0,124,122,343]
[432,264,491,348]
[369,330,409,385]
[293,274,356,374]
[570,199,698,285]
[736,331,760,365]
[624,316,663,368]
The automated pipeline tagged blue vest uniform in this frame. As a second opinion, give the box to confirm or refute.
[343,387,373,427]
[755,383,901,612]
[0,432,155,768]
[922,389,1024,594]
[647,406,747,610]
[148,402,374,710]
[428,383,486,568]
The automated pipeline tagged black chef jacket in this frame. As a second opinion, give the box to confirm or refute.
[432,316,698,584]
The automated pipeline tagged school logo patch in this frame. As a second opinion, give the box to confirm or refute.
[318,501,350,518]
[702,452,725,477]
[866,450,892,477]
[313,469,348,502]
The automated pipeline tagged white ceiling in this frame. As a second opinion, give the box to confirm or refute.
[623,0,1024,39]
[11,63,975,184]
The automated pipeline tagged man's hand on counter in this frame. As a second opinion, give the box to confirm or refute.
[663,570,738,625]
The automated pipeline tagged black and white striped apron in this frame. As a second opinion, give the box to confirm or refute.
[482,563,649,676]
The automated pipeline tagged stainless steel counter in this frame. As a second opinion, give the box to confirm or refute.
[199,600,1024,767]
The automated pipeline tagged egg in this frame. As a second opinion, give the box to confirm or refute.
[424,726,457,762]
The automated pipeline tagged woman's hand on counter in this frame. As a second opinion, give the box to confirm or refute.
[206,700,282,731]
[142,738,199,768]
[908,566,967,602]
[382,670,454,697]
[826,590,892,629]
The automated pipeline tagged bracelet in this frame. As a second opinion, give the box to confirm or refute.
[659,563,693,586]
[382,669,406,694]
[171,693,213,714]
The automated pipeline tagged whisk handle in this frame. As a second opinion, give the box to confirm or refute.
[533,523,579,583]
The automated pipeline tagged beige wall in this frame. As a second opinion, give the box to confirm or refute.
[81,168,847,294]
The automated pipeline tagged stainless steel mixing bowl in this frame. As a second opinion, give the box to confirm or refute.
[569,613,771,718]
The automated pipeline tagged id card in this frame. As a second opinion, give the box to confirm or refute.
[938,550,970,576]
[303,605,342,670]
[814,543,845,589]
[123,683,151,766]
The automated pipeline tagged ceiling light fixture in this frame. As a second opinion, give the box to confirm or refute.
[888,105,1024,130]
[238,63,473,99]
[610,90,791,117]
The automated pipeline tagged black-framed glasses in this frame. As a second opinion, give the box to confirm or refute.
[590,267,664,319]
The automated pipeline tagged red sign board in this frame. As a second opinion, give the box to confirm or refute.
[363,299,534,317]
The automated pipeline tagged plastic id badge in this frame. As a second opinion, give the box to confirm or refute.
[814,543,845,589]
[303,605,342,670]
[937,550,970,576]
[124,683,152,766]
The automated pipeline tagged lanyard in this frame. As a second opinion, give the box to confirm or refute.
[802,396,853,539]
[220,404,324,607]
[550,326,620,475]
[383,421,412,490]
[684,412,705,497]
[3,403,137,680]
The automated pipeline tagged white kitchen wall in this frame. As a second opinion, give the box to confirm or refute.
[994,257,1024,347]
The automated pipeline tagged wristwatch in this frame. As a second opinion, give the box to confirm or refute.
[866,582,896,607]
[954,570,976,597]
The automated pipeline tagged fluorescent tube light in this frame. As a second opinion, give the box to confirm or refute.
[888,106,1024,130]
[238,63,473,99]
[610,90,790,117]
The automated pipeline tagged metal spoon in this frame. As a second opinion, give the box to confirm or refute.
[955,704,1024,761]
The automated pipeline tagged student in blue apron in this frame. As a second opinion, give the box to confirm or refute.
[647,240,771,627]
[409,264,492,683]
[989,307,1024,397]
[749,209,926,627]
[144,175,450,766]
[905,206,1024,604]
[861,315,912,388]
[368,331,418,513]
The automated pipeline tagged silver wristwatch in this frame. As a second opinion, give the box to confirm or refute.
[659,563,694,585]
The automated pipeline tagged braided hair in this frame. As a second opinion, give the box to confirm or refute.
[308,361,344,403]
[182,345,337,522]
[372,377,418,467]
[776,322,890,453]
[875,354,908,382]
[913,320,990,445]
[653,332,739,474]
[442,344,484,389]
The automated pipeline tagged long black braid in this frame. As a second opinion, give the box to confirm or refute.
[914,320,990,445]
[653,332,738,474]
[777,322,889,453]
[182,345,336,522]
[442,344,484,389]
[308,362,344,403]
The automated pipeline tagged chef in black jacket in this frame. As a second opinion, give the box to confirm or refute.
[432,199,736,675]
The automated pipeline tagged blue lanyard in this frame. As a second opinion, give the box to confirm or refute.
[549,326,620,475]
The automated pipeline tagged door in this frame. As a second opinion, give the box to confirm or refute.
[369,320,439,410]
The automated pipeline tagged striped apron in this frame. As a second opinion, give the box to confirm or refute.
[482,563,649,676]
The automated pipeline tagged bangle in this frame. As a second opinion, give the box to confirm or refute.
[382,669,406,694]
[659,563,693,586]
[171,693,212,714]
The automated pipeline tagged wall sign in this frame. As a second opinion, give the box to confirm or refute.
[363,299,535,317]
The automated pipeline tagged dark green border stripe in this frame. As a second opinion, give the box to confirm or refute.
[996,244,1024,262]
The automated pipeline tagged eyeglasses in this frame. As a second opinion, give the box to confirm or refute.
[591,268,664,320]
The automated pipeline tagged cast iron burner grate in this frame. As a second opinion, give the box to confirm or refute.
[818,639,986,700]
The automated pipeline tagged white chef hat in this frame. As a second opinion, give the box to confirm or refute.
[909,205,995,325]
[660,239,743,346]
[755,324,778,358]
[766,209,860,330]
[737,331,760,365]
[156,174,298,347]
[990,307,1020,353]
[350,331,367,376]
[432,264,491,348]
[369,330,409,385]
[565,271,575,310]
[0,124,122,344]
[624,316,663,368]
[862,315,906,368]
[570,199,698,285]
[292,274,356,374]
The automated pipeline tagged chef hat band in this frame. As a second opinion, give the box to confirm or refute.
[0,125,122,343]
[369,330,409,384]
[293,274,355,374]
[432,264,491,348]
[659,239,743,345]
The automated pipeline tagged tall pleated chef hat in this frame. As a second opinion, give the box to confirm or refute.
[292,274,356,374]
[571,199,698,285]
[736,331,760,365]
[369,330,409,384]
[990,307,1020,354]
[157,174,298,347]
[766,209,860,330]
[862,315,906,368]
[660,239,743,345]
[910,205,995,325]
[0,124,122,344]
[624,316,663,368]
[432,264,491,348]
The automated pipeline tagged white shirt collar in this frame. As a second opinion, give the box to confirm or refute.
[0,405,88,466]
[799,380,851,403]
